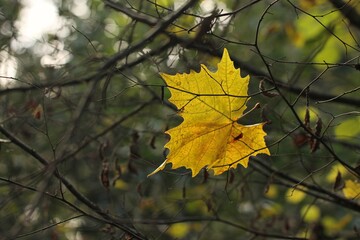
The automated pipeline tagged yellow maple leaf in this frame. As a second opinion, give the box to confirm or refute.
[149,49,270,177]
[342,180,360,200]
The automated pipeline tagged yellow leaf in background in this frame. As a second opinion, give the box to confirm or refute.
[342,180,360,200]
[167,223,190,238]
[322,214,352,234]
[301,204,321,223]
[264,184,278,199]
[286,187,306,204]
[296,106,319,124]
[149,49,270,177]
[326,163,348,183]
[113,179,128,190]
[295,9,356,65]
[167,14,196,38]
[299,0,326,9]
[285,23,304,47]
[334,117,360,139]
[155,0,173,7]
[260,202,282,218]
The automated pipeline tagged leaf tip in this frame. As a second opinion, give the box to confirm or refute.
[222,48,229,57]
[147,160,167,177]
[221,48,231,62]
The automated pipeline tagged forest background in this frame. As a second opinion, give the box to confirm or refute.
[0,0,359,239]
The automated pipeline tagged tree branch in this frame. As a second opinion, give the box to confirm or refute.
[101,0,198,71]
[328,0,360,29]
[250,157,360,213]
[0,125,148,240]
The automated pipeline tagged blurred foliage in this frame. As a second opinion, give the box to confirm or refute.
[0,0,359,239]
